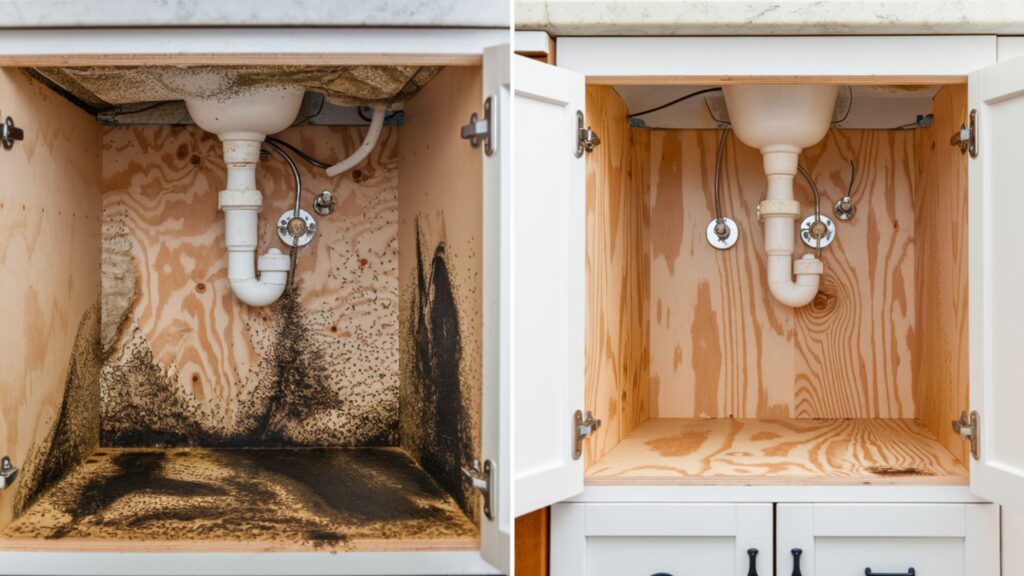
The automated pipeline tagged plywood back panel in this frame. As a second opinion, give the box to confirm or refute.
[584,85,651,465]
[649,129,916,418]
[100,123,400,447]
[912,84,970,463]
[398,65,483,522]
[0,69,102,529]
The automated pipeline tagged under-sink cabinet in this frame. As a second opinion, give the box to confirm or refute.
[515,34,1024,575]
[0,28,510,576]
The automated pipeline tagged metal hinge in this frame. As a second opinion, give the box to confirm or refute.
[949,109,978,158]
[951,410,980,460]
[575,110,600,158]
[460,96,496,157]
[0,456,18,489]
[462,459,494,520]
[573,410,602,460]
[1,116,24,151]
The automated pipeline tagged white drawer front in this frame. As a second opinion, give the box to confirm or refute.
[777,503,999,576]
[552,503,773,576]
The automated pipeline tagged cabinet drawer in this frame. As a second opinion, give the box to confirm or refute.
[551,503,772,576]
[777,504,999,576]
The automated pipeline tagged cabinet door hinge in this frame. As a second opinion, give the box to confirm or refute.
[460,95,496,156]
[951,410,980,460]
[1,116,24,151]
[461,459,494,520]
[0,456,19,489]
[573,410,602,460]
[575,110,600,158]
[949,109,978,158]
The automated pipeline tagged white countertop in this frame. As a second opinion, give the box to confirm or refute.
[516,0,1024,36]
[0,0,509,28]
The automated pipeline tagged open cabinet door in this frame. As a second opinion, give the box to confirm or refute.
[481,43,511,575]
[968,54,1024,513]
[512,55,586,517]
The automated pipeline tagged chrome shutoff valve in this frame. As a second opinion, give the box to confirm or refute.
[313,190,337,216]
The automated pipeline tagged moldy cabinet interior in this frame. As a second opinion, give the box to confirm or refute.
[0,39,508,573]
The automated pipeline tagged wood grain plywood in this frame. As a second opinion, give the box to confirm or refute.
[100,123,400,447]
[0,69,102,530]
[584,85,651,465]
[586,418,967,485]
[649,129,916,419]
[0,447,477,552]
[398,65,483,522]
[514,507,550,576]
[912,84,970,464]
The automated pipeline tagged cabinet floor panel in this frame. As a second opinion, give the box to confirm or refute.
[586,418,968,485]
[0,447,478,552]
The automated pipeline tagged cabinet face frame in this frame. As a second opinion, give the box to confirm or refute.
[0,33,510,575]
[518,34,1024,517]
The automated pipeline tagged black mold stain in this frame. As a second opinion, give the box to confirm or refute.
[404,219,475,518]
[13,449,474,547]
[14,303,102,517]
[101,285,398,448]
[866,465,933,477]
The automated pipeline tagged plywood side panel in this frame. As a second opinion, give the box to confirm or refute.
[912,84,970,464]
[0,69,102,529]
[584,85,651,465]
[100,124,400,447]
[649,129,916,418]
[398,65,483,523]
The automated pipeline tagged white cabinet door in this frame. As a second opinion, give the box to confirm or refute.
[551,503,773,576]
[968,53,1024,513]
[776,504,999,576]
[512,55,587,517]
[480,43,511,576]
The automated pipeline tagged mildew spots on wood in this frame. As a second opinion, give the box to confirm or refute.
[2,448,477,549]
[14,304,103,518]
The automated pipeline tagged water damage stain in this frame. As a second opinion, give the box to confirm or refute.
[400,219,475,520]
[3,448,476,548]
[866,465,933,477]
[101,285,398,448]
[14,303,102,518]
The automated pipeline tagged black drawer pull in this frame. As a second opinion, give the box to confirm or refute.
[791,548,803,576]
[865,569,915,576]
[651,573,673,576]
[747,548,759,576]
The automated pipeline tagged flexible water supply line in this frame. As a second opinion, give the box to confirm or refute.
[325,107,387,177]
[262,140,304,287]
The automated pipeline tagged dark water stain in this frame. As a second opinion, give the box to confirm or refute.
[14,448,473,547]
[14,303,102,517]
[866,465,933,477]
[403,219,475,519]
[49,452,226,538]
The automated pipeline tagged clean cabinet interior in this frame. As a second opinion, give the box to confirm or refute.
[583,82,970,485]
[0,62,486,552]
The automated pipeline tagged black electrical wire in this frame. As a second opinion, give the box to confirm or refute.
[106,101,174,117]
[265,136,332,170]
[627,87,723,118]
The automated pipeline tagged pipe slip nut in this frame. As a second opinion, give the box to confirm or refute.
[219,189,263,210]
[757,199,801,221]
[258,248,291,273]
[794,254,824,275]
